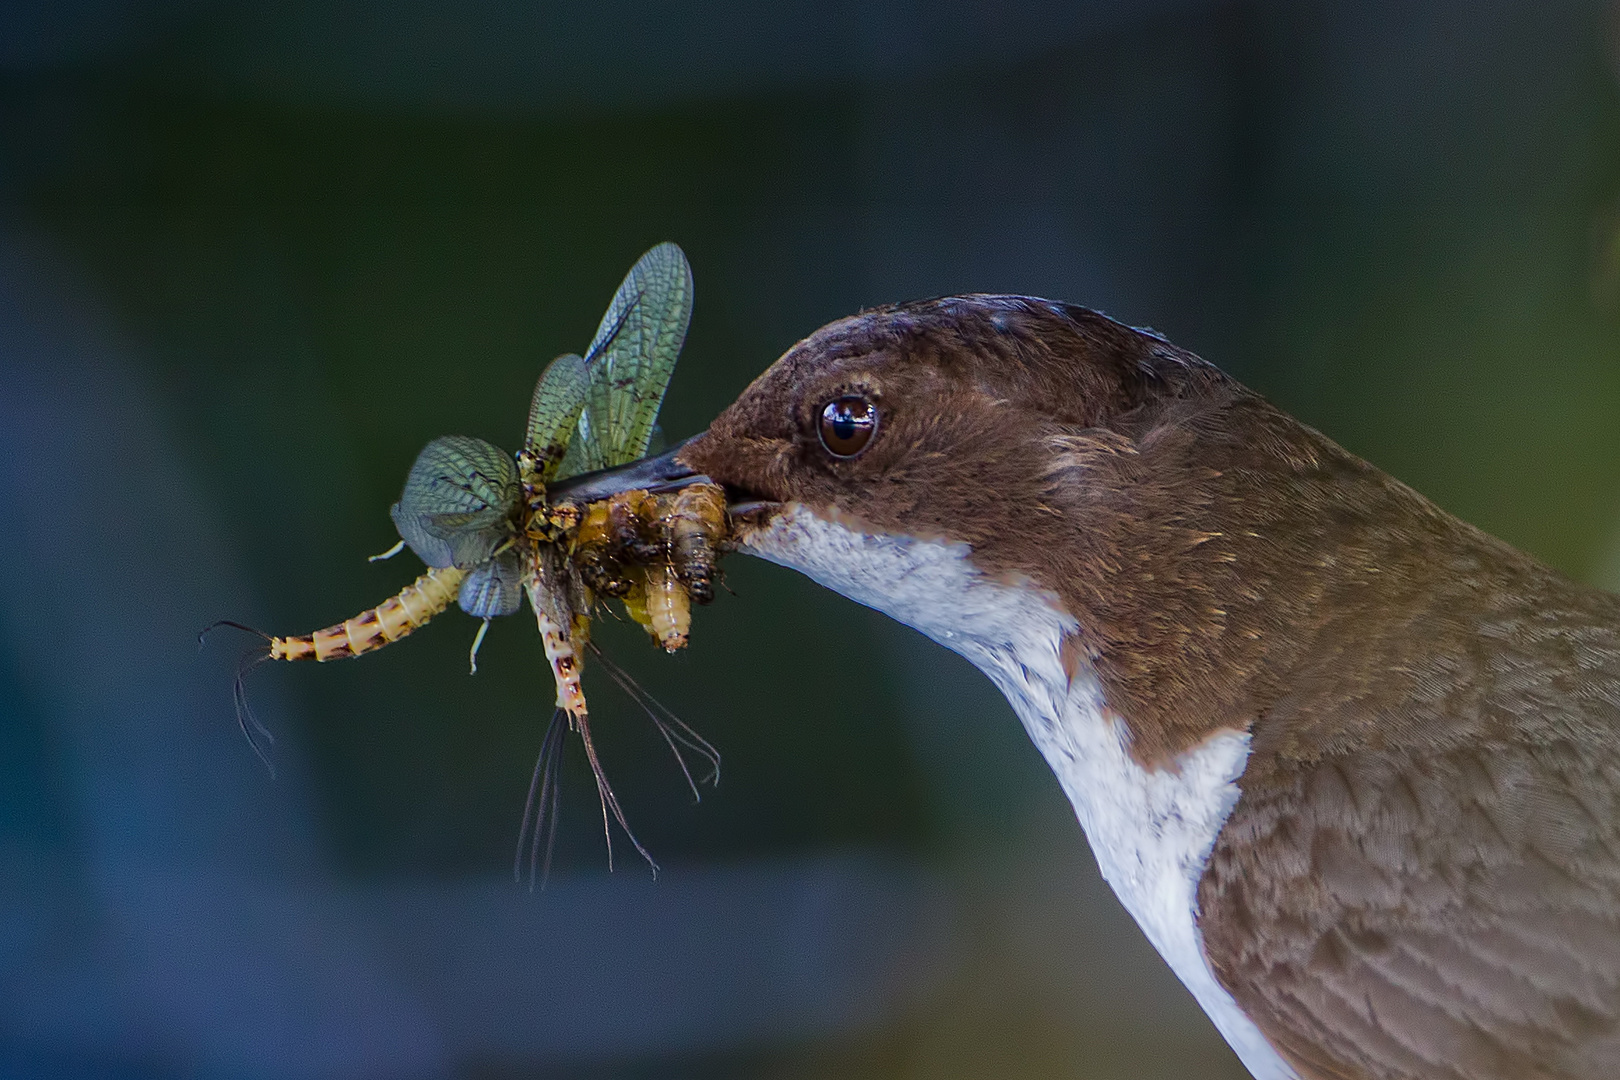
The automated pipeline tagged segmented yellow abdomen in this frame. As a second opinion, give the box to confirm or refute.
[268,566,466,662]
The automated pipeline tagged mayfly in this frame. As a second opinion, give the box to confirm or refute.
[209,243,729,876]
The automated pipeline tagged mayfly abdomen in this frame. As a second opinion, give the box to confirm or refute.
[268,565,466,661]
[527,547,588,717]
[536,611,588,717]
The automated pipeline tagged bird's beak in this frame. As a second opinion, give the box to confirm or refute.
[545,437,711,502]
[546,436,778,520]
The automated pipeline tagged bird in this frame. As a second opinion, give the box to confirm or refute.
[637,294,1620,1080]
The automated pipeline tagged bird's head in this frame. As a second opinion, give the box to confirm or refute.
[676,295,1235,574]
[671,296,1300,766]
[562,294,1439,768]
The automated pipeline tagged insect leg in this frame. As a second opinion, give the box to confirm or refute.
[468,618,491,675]
[367,540,406,562]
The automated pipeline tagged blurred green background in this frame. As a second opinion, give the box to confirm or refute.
[1,1,1618,1077]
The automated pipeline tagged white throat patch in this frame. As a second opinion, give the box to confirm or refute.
[741,504,1299,1080]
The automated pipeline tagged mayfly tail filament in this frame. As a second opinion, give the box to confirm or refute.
[513,702,659,883]
[198,619,273,648]
[589,643,720,799]
[232,652,277,777]
[516,708,567,890]
[198,621,278,778]
[574,710,658,877]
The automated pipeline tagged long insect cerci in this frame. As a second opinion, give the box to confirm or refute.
[512,645,722,888]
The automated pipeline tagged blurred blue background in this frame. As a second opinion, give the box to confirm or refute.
[2,1,1619,1076]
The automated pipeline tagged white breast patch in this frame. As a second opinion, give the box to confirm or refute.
[739,504,1299,1080]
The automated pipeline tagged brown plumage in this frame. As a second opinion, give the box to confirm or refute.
[678,295,1620,1080]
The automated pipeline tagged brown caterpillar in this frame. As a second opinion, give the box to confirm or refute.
[668,483,726,605]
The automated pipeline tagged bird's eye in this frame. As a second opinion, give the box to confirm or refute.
[818,396,878,458]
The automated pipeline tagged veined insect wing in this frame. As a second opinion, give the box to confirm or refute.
[404,434,518,512]
[524,352,589,481]
[642,423,666,456]
[391,435,521,568]
[389,506,456,568]
[457,548,525,618]
[564,242,693,475]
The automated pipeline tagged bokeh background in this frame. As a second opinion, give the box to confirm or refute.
[2,1,1619,1077]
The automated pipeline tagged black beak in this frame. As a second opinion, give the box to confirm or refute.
[545,437,709,503]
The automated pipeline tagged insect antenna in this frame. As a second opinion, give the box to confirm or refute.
[588,643,720,798]
[515,707,566,890]
[197,621,277,778]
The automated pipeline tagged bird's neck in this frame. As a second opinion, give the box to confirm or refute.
[738,501,1299,1079]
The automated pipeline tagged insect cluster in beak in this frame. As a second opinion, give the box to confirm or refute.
[552,480,730,653]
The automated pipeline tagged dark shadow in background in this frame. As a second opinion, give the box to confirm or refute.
[1,1,1618,1077]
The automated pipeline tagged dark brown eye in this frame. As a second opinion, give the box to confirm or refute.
[818,396,878,458]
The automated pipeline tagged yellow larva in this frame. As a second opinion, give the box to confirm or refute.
[642,563,690,652]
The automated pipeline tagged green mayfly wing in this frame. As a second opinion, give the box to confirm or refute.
[563,241,693,475]
[523,352,589,481]
[457,548,525,618]
[390,435,520,569]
